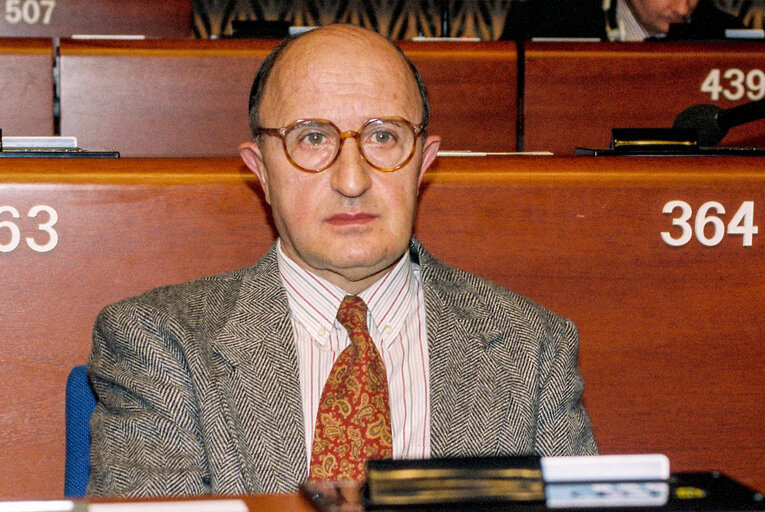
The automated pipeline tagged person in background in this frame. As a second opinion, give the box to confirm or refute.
[501,0,743,40]
[87,24,596,497]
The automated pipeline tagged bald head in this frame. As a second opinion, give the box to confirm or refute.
[247,24,430,137]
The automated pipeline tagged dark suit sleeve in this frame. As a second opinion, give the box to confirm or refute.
[500,0,607,40]
[534,316,598,456]
[87,299,211,497]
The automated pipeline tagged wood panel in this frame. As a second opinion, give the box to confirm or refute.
[58,39,274,157]
[0,38,53,136]
[0,0,190,38]
[422,156,765,496]
[1,155,763,499]
[524,42,765,154]
[399,41,517,152]
[85,493,316,511]
[58,39,517,157]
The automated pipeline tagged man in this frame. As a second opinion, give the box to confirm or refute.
[501,0,741,40]
[87,24,596,497]
[606,0,743,40]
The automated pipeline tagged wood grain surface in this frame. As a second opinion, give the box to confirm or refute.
[11,39,765,159]
[523,41,765,154]
[0,38,53,136]
[0,155,763,498]
[58,39,274,157]
[399,41,517,152]
[58,39,517,157]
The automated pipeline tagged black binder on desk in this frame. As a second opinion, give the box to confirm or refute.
[574,147,765,156]
[574,128,765,156]
[301,457,764,512]
[667,472,765,511]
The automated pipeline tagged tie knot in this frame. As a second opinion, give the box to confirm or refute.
[337,295,368,335]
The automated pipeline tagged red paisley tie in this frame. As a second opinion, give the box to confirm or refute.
[309,295,393,481]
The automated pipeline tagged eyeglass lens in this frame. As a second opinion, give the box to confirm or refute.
[284,119,415,171]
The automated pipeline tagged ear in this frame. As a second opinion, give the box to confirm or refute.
[417,135,441,186]
[239,141,271,204]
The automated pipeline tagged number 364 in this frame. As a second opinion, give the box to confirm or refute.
[662,200,758,247]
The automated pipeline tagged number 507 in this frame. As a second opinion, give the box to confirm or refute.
[4,0,56,25]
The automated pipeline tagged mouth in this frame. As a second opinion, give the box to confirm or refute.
[325,212,378,226]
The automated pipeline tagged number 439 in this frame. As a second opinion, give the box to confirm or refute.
[662,200,758,247]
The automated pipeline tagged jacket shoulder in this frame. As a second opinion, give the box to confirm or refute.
[98,266,249,329]
[417,244,573,345]
[692,0,743,29]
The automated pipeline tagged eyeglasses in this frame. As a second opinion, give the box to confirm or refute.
[254,117,425,173]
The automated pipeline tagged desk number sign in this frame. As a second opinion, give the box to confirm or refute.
[0,204,58,252]
[662,200,757,247]
[3,0,56,26]
[701,68,765,102]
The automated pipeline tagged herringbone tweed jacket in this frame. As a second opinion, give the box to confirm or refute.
[87,239,596,497]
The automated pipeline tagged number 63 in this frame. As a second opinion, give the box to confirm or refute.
[0,205,58,253]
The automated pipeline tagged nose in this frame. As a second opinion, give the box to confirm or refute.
[671,0,691,17]
[330,138,372,198]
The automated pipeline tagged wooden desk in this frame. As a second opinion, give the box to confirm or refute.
[78,483,765,512]
[58,40,272,157]
[399,41,517,152]
[86,494,316,512]
[239,494,313,512]
[1,156,763,499]
[0,38,53,136]
[0,0,190,38]
[523,42,765,154]
[58,40,517,157]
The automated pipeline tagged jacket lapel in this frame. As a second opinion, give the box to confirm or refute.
[209,245,307,493]
[423,278,482,457]
[415,240,529,457]
[413,240,480,457]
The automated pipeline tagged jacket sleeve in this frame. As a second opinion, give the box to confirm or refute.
[86,298,211,497]
[534,315,598,456]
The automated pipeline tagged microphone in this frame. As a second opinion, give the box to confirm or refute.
[672,99,765,146]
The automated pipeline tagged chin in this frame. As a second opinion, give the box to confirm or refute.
[656,20,672,32]
[332,243,401,272]
[334,251,388,271]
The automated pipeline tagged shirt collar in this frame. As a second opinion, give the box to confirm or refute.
[276,239,418,348]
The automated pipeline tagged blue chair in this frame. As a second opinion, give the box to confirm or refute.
[64,365,96,498]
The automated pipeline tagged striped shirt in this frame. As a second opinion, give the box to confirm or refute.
[615,0,654,41]
[276,241,431,466]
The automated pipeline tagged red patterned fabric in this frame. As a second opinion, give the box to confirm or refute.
[309,295,393,481]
